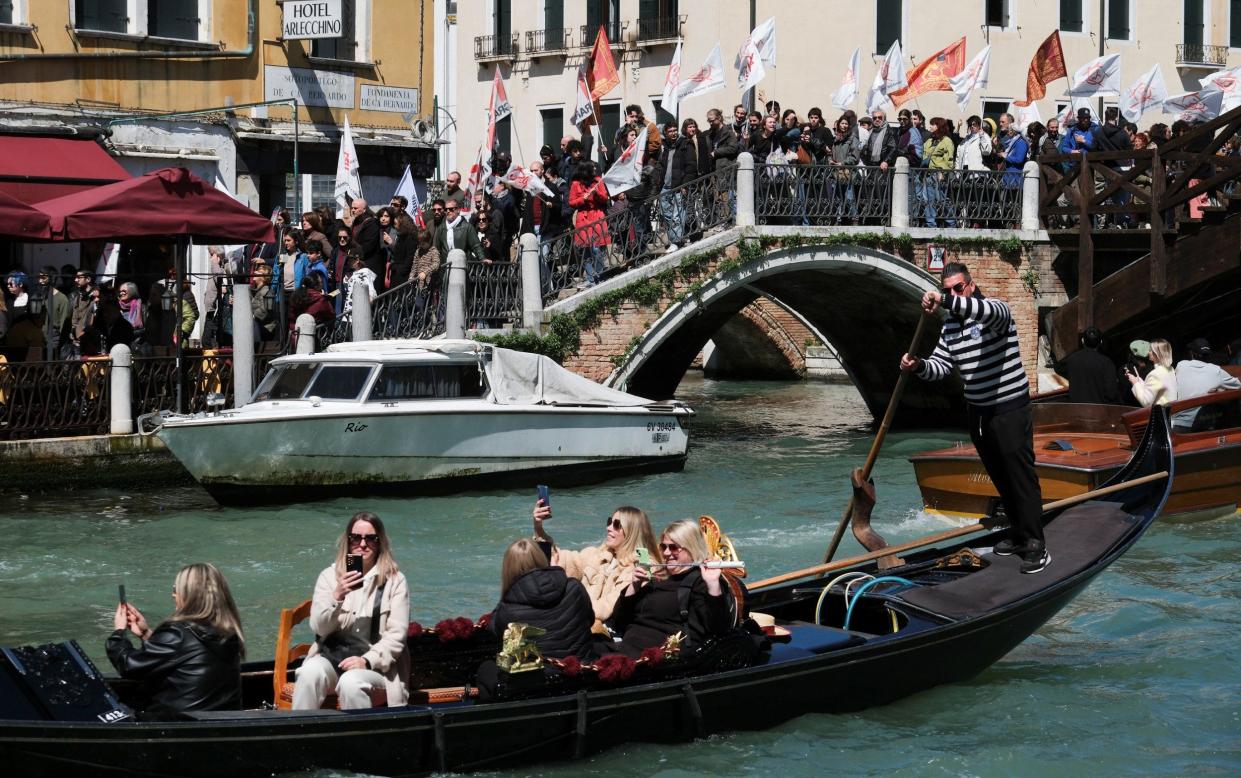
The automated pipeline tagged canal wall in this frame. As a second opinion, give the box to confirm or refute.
[0,434,188,492]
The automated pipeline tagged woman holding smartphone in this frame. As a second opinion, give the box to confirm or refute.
[106,562,244,719]
[532,501,659,629]
[291,512,409,710]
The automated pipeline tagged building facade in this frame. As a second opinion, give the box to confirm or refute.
[450,0,1241,174]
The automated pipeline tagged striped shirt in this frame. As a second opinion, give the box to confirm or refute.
[917,293,1030,408]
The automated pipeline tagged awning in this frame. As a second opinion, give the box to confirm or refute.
[0,190,51,240]
[0,136,130,204]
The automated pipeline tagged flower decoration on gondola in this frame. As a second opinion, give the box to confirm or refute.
[407,621,424,638]
[542,631,685,681]
[557,655,583,677]
[406,615,494,643]
[594,654,637,683]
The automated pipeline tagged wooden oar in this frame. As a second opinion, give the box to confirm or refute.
[755,470,1168,590]
[822,311,934,564]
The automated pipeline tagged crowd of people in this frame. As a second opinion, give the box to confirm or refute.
[106,502,740,718]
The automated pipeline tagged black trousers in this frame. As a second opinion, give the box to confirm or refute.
[968,402,1045,547]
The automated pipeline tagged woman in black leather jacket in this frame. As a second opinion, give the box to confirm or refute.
[488,539,597,660]
[107,562,245,719]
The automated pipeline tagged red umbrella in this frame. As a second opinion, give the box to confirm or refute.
[0,189,51,240]
[36,167,275,244]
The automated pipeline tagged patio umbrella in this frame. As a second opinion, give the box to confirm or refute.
[0,189,52,240]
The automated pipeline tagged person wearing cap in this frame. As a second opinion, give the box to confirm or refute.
[1054,326,1121,405]
[37,267,71,356]
[1059,108,1098,156]
[1173,338,1241,431]
[1126,338,1177,408]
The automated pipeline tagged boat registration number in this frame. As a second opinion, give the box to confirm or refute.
[652,432,670,443]
[647,421,676,432]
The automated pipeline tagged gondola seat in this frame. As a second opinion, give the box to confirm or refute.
[272,599,387,710]
[766,623,866,663]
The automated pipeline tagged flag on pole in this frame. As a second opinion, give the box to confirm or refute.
[571,66,596,128]
[1066,53,1122,97]
[392,165,426,228]
[1014,30,1067,106]
[831,47,860,110]
[1056,96,1095,128]
[751,16,777,66]
[489,67,513,123]
[601,125,648,196]
[1163,86,1225,122]
[586,26,620,100]
[462,145,489,216]
[1005,100,1042,132]
[736,34,766,91]
[661,39,684,116]
[502,165,554,199]
[676,43,726,103]
[333,116,362,217]
[866,39,908,113]
[1199,65,1241,112]
[1121,63,1169,123]
[889,37,966,107]
[949,45,991,111]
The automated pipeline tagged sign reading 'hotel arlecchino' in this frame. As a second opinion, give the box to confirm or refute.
[282,0,343,40]
[264,65,355,108]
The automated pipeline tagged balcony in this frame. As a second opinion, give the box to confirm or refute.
[1176,43,1228,69]
[635,15,684,46]
[475,33,519,62]
[580,21,627,48]
[526,28,571,58]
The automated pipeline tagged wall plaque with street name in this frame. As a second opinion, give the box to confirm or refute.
[282,0,343,40]
[360,84,421,114]
[264,65,355,108]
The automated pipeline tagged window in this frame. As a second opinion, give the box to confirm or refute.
[876,0,902,54]
[285,174,336,213]
[494,115,512,155]
[312,0,361,61]
[596,103,620,162]
[541,108,564,151]
[638,0,679,40]
[985,0,1009,28]
[586,0,620,40]
[305,365,375,401]
[0,1,17,26]
[75,0,127,33]
[982,100,1009,127]
[544,0,564,48]
[494,0,511,42]
[1233,0,1241,47]
[368,364,486,401]
[1185,0,1205,46]
[254,364,317,401]
[149,0,198,40]
[652,99,676,128]
[1060,0,1084,32]
[1107,0,1130,40]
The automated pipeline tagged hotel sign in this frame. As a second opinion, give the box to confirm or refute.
[282,0,343,40]
[264,65,355,108]
[360,85,421,114]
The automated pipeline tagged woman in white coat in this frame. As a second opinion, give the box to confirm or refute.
[292,512,409,710]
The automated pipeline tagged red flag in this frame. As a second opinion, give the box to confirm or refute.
[1015,30,1067,106]
[586,26,620,100]
[888,37,967,108]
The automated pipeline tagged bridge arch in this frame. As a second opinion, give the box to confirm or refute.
[606,242,963,423]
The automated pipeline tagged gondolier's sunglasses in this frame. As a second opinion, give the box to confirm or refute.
[348,532,380,546]
[658,542,683,553]
[942,281,969,296]
[605,518,623,530]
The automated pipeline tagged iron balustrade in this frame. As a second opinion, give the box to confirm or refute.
[580,21,626,47]
[909,168,1024,229]
[1175,43,1228,67]
[755,164,892,226]
[133,354,235,416]
[635,15,684,43]
[526,28,571,54]
[540,164,736,304]
[466,260,523,328]
[474,33,519,60]
[325,271,450,344]
[0,359,110,440]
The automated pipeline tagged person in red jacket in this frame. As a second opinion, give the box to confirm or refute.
[568,161,610,288]
[287,275,336,342]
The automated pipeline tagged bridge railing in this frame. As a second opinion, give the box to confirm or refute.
[466,259,523,327]
[908,168,1024,229]
[324,272,449,345]
[755,163,892,226]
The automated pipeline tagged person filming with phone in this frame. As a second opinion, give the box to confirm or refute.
[291,512,410,710]
[106,562,245,719]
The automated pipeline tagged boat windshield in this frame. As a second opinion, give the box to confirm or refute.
[252,364,316,401]
[304,365,375,400]
[367,363,486,401]
[1031,403,1129,435]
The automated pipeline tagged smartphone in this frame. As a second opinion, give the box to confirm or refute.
[346,554,364,587]
[536,484,551,509]
[634,547,653,566]
[535,539,554,560]
[118,585,126,605]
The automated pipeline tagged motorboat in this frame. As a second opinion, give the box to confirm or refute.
[143,340,693,504]
[0,409,1174,776]
[911,371,1241,521]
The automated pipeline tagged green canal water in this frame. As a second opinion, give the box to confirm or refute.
[1,375,1238,775]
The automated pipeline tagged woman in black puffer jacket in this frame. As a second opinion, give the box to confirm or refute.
[488,539,597,660]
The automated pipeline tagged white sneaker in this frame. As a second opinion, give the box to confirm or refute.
[666,243,679,253]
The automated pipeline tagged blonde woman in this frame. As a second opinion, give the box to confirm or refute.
[487,539,596,659]
[603,519,732,658]
[292,512,409,710]
[532,502,660,625]
[107,562,245,718]
[1128,338,1178,407]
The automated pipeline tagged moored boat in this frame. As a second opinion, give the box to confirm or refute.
[142,340,694,505]
[0,409,1174,777]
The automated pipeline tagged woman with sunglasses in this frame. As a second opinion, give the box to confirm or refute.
[602,519,732,658]
[292,512,409,710]
[532,502,660,629]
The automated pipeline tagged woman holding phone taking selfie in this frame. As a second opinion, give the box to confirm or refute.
[106,562,244,719]
[532,501,660,627]
[292,512,410,710]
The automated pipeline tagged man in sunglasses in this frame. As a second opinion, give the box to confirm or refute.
[899,262,1049,574]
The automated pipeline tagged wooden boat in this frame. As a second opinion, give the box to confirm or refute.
[912,374,1241,521]
[0,410,1174,777]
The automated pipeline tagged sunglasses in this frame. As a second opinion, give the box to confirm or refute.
[604,518,623,531]
[348,532,380,546]
[942,281,969,296]
[658,542,683,553]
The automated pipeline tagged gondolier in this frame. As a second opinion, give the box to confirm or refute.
[900,262,1049,574]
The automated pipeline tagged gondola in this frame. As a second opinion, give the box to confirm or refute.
[0,408,1174,778]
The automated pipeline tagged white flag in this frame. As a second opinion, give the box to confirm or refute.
[1121,63,1169,123]
[751,16,776,66]
[333,116,362,217]
[1163,86,1225,122]
[489,67,513,123]
[949,45,991,112]
[462,145,488,216]
[571,67,595,127]
[1067,53,1122,97]
[1199,65,1241,112]
[676,43,726,103]
[831,47,860,110]
[866,39,908,113]
[1005,101,1042,133]
[392,164,428,228]
[661,40,683,116]
[736,35,766,91]
[502,165,553,199]
[601,126,648,197]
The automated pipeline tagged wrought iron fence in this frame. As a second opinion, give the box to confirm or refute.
[909,168,1024,229]
[526,27,570,53]
[0,359,110,440]
[540,164,736,304]
[755,164,892,226]
[325,270,450,343]
[474,33,518,60]
[467,260,523,328]
[635,15,684,42]
[133,354,235,416]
